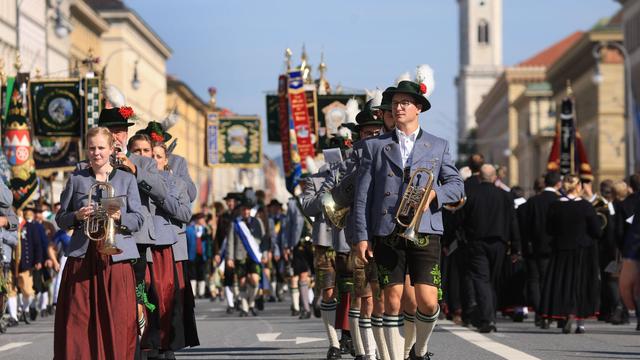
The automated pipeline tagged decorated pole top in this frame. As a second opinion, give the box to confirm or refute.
[208,86,217,109]
[285,48,292,71]
[14,52,22,72]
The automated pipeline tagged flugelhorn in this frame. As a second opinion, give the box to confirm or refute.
[84,177,123,255]
[395,168,434,244]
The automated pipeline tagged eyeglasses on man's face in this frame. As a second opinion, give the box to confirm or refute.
[392,100,416,109]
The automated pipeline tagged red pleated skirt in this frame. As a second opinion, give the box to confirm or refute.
[54,242,137,360]
[151,245,176,350]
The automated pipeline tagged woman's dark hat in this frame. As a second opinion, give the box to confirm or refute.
[98,107,136,128]
[382,81,431,112]
[136,121,172,143]
[268,199,283,208]
[373,87,395,111]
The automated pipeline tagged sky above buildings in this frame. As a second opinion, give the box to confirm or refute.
[126,0,620,160]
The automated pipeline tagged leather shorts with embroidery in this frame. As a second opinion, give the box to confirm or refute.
[373,232,442,295]
[352,247,378,298]
[314,245,336,290]
[234,258,261,278]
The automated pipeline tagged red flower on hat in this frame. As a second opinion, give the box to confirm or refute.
[419,83,427,95]
[118,106,134,120]
[150,132,164,143]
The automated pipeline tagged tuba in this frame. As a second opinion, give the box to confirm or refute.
[84,178,123,255]
[395,168,435,244]
[321,191,350,229]
[321,168,357,229]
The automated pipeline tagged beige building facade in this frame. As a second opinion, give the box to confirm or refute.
[0,0,71,76]
[618,0,640,105]
[476,20,625,192]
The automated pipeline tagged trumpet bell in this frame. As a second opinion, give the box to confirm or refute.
[97,240,123,255]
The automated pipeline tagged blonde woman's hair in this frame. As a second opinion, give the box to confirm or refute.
[613,180,629,201]
[152,142,170,171]
[562,174,581,194]
[86,127,114,146]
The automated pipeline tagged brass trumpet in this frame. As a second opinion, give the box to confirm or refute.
[395,168,435,244]
[84,178,123,255]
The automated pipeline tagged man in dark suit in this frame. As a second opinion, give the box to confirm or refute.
[463,164,520,333]
[518,171,561,327]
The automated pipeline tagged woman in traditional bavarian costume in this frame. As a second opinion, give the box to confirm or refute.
[54,127,144,359]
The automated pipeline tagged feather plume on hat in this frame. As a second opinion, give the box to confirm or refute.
[365,88,383,109]
[345,98,360,125]
[305,156,319,174]
[337,126,352,140]
[415,64,435,98]
[105,85,126,108]
[395,71,411,86]
[160,108,179,130]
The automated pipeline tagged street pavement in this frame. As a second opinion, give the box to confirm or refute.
[1,296,640,359]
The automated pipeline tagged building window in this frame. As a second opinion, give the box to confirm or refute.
[478,19,490,44]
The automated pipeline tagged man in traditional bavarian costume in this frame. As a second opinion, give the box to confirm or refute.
[226,198,264,317]
[300,164,352,360]
[321,101,389,360]
[353,81,464,360]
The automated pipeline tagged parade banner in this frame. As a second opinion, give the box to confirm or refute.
[277,75,298,192]
[4,73,38,210]
[305,86,318,150]
[33,138,81,173]
[559,97,575,176]
[29,79,82,137]
[206,112,219,166]
[547,96,593,179]
[215,116,262,167]
[265,94,280,142]
[85,77,102,129]
[287,69,315,170]
[267,87,317,145]
[317,94,366,149]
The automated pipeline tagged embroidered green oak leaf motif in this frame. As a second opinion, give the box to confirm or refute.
[377,264,392,287]
[431,264,442,300]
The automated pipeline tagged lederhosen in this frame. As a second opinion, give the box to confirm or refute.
[372,166,442,295]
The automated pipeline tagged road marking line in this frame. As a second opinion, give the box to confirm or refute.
[0,342,31,352]
[257,332,324,345]
[439,322,541,360]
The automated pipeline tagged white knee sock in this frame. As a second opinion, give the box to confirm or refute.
[22,295,32,312]
[383,314,404,360]
[291,287,300,312]
[247,283,259,309]
[359,317,376,358]
[8,296,17,320]
[197,281,206,297]
[403,311,416,359]
[190,280,197,297]
[240,288,249,312]
[349,308,364,355]
[321,300,340,348]
[372,315,390,360]
[40,292,49,311]
[415,307,439,357]
[225,286,235,307]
